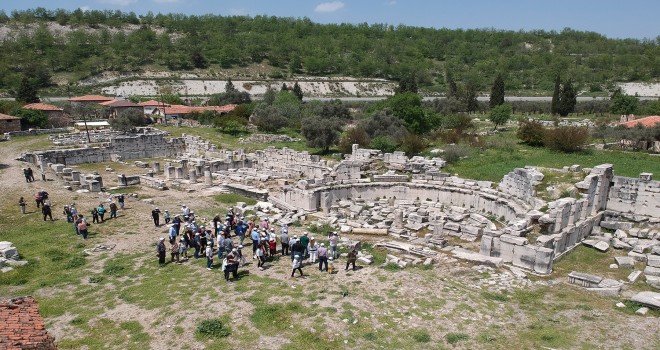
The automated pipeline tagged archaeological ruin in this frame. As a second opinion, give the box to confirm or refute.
[17,128,660,292]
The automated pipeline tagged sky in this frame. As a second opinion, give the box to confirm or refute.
[1,0,659,39]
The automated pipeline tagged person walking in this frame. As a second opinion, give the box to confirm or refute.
[91,207,99,224]
[223,249,239,283]
[63,205,72,222]
[206,243,214,270]
[318,243,328,272]
[346,246,358,271]
[280,229,289,256]
[97,204,105,222]
[23,168,31,183]
[256,244,265,270]
[77,216,89,240]
[250,227,260,257]
[164,210,171,224]
[117,194,125,209]
[152,207,161,226]
[18,197,26,215]
[109,202,118,219]
[291,255,303,278]
[42,200,53,221]
[290,237,303,262]
[170,240,180,263]
[157,237,167,266]
[329,232,339,259]
[299,232,310,259]
[27,167,34,182]
[34,191,43,208]
[308,237,318,264]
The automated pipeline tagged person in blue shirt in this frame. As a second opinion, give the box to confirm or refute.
[250,228,260,257]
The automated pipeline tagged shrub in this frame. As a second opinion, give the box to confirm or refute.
[338,126,370,154]
[442,144,471,164]
[445,332,470,344]
[195,319,231,339]
[400,133,426,156]
[369,135,398,153]
[412,330,431,343]
[543,126,589,153]
[517,119,547,146]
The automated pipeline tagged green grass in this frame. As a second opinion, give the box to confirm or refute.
[250,301,304,335]
[445,332,470,344]
[215,193,257,206]
[444,139,660,182]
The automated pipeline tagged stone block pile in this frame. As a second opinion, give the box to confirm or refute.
[0,241,28,273]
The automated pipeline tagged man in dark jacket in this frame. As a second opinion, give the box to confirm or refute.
[152,207,161,226]
[346,246,358,271]
[157,237,167,265]
[290,237,304,263]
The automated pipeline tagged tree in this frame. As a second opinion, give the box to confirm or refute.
[517,119,546,146]
[208,90,251,106]
[292,82,303,101]
[610,89,639,115]
[338,125,371,154]
[386,92,432,134]
[13,108,47,129]
[462,82,479,114]
[252,106,288,132]
[551,74,561,115]
[557,79,577,117]
[446,72,459,99]
[225,78,236,93]
[489,74,505,108]
[300,116,343,152]
[15,75,40,103]
[544,125,589,152]
[489,103,512,130]
[190,51,208,69]
[109,109,148,132]
[395,74,418,94]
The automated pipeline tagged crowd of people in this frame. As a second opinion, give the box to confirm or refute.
[154,205,361,282]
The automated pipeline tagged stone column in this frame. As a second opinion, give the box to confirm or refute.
[189,169,197,183]
[394,209,403,229]
[204,169,212,186]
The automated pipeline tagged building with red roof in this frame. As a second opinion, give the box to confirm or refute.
[68,95,114,104]
[620,115,660,128]
[23,103,67,122]
[163,104,237,119]
[0,113,21,133]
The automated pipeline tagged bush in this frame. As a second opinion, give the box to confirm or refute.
[412,330,431,343]
[543,126,589,153]
[442,144,471,164]
[517,119,547,146]
[369,135,398,153]
[195,319,231,339]
[445,332,470,344]
[400,133,426,156]
[338,126,371,154]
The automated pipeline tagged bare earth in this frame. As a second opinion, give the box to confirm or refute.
[1,136,659,350]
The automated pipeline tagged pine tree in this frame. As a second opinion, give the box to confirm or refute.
[463,82,478,113]
[15,75,40,103]
[292,82,303,101]
[447,74,459,99]
[489,74,505,108]
[551,74,561,115]
[281,83,288,91]
[225,78,236,93]
[395,74,418,94]
[557,79,577,117]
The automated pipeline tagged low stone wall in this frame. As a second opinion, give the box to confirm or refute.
[5,127,72,137]
[607,173,660,218]
[281,178,532,221]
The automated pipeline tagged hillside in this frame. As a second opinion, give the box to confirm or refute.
[0,8,658,97]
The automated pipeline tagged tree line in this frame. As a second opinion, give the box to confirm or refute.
[0,8,658,96]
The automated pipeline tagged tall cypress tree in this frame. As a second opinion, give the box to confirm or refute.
[489,74,505,108]
[292,82,303,101]
[446,71,459,99]
[15,75,40,103]
[225,78,236,93]
[551,74,561,115]
[557,79,577,117]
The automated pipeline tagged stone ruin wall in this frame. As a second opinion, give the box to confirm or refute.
[606,173,660,218]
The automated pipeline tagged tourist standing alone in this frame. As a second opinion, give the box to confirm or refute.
[18,197,26,215]
[152,207,161,226]
[157,237,166,265]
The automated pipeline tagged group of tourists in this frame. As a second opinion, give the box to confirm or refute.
[156,205,361,282]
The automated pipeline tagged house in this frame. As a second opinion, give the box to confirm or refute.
[23,102,71,127]
[620,115,660,128]
[0,113,21,133]
[163,104,237,119]
[99,99,143,118]
[138,100,170,116]
[68,95,114,104]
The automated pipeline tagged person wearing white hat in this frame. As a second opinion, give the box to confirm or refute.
[317,243,328,271]
[151,207,161,227]
[308,236,318,264]
[291,255,303,278]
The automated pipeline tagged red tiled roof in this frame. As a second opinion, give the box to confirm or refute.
[0,113,19,120]
[0,297,57,350]
[68,95,114,102]
[23,103,63,111]
[620,115,660,128]
[138,100,170,107]
[164,104,237,115]
[100,100,141,108]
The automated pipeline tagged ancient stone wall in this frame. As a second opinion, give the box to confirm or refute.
[498,167,545,208]
[253,147,334,180]
[606,173,660,218]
